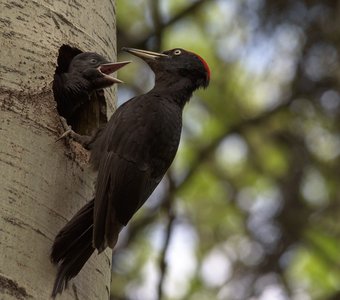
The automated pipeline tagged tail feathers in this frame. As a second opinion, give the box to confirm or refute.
[94,198,123,253]
[51,199,95,297]
[51,241,94,297]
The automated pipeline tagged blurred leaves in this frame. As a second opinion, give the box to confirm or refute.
[112,0,340,299]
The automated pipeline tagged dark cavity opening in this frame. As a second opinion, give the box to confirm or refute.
[53,44,107,135]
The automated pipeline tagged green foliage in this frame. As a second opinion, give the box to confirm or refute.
[114,1,340,299]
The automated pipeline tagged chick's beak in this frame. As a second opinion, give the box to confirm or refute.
[121,47,168,60]
[97,61,131,83]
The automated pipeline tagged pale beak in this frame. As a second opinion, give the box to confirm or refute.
[122,47,168,60]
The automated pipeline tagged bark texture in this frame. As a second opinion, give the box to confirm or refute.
[0,0,117,299]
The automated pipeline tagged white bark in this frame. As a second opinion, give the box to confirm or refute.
[0,0,117,299]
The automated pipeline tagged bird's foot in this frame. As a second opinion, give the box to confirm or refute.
[56,116,92,149]
[59,116,71,132]
[55,117,77,142]
[55,129,74,142]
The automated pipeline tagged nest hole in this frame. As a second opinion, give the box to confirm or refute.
[53,44,107,135]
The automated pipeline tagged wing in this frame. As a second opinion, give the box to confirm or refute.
[92,95,168,251]
[93,151,160,251]
[53,73,90,119]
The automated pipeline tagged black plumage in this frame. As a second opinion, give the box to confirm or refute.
[53,52,130,119]
[51,48,210,297]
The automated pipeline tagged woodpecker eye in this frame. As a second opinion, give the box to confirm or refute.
[90,58,97,64]
[173,49,182,56]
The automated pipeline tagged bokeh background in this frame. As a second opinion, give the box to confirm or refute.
[112,1,340,299]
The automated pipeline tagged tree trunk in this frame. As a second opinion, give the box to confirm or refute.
[0,0,117,299]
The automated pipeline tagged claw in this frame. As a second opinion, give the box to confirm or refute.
[55,129,74,143]
[55,117,75,143]
[60,116,71,131]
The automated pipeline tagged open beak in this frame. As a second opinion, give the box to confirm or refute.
[97,61,131,83]
[121,47,168,60]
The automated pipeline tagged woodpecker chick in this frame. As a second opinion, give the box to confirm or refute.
[53,52,130,119]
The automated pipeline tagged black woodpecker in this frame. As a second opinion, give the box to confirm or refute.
[53,52,130,119]
[50,48,210,297]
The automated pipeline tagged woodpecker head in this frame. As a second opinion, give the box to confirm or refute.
[68,52,130,89]
[122,48,210,90]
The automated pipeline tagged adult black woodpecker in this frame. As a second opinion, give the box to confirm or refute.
[50,48,210,297]
[53,52,130,120]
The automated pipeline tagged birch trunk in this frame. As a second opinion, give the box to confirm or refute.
[0,0,117,299]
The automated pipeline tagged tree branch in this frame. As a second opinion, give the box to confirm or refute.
[157,174,176,300]
[117,0,213,50]
[150,0,163,50]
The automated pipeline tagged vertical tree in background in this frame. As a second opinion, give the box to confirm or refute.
[0,0,116,299]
